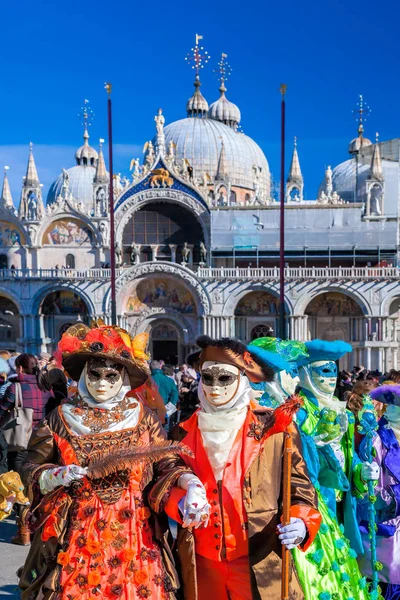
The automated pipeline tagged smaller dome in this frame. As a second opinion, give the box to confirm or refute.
[75,129,98,166]
[186,77,209,117]
[47,165,96,206]
[348,125,372,155]
[208,85,241,130]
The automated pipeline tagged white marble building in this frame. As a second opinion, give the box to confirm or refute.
[0,70,399,371]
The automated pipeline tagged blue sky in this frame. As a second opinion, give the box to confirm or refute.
[1,0,398,202]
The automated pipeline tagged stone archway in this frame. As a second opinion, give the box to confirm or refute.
[233,290,285,342]
[0,296,21,351]
[304,291,363,342]
[38,289,90,353]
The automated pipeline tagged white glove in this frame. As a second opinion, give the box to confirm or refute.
[277,517,307,549]
[39,464,87,494]
[179,476,210,529]
[361,461,380,482]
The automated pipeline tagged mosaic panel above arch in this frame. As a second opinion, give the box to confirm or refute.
[0,221,23,246]
[235,291,280,316]
[305,292,363,317]
[42,218,93,245]
[125,277,197,315]
[41,290,89,315]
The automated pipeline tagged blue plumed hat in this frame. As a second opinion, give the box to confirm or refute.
[247,338,290,373]
[297,339,352,367]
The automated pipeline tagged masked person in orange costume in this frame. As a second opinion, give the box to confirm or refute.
[18,322,209,600]
[166,336,321,600]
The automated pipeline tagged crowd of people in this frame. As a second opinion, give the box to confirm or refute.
[0,332,400,599]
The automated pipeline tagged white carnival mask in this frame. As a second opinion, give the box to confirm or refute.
[84,357,126,403]
[309,360,337,395]
[200,361,241,407]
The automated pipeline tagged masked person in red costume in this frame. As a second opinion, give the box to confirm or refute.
[18,321,209,600]
[166,336,321,600]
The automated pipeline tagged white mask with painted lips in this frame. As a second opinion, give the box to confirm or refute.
[310,360,338,396]
[200,361,241,407]
[84,357,126,403]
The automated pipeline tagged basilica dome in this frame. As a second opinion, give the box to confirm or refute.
[163,116,270,195]
[47,130,107,206]
[47,165,96,205]
[208,84,241,130]
[319,154,393,204]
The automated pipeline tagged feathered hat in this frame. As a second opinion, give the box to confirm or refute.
[196,335,274,383]
[296,339,352,367]
[370,384,400,406]
[57,319,150,389]
[248,337,307,374]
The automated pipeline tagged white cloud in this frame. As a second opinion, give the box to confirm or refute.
[0,143,143,206]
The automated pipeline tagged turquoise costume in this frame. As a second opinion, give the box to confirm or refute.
[248,338,369,600]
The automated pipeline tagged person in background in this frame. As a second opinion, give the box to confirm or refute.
[0,357,11,475]
[345,379,380,450]
[162,364,176,381]
[44,367,68,415]
[175,363,187,388]
[337,370,353,400]
[150,360,179,407]
[0,353,53,545]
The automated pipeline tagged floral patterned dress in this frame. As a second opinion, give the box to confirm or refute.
[19,400,190,600]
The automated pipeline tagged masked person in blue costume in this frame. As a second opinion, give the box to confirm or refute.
[247,338,370,600]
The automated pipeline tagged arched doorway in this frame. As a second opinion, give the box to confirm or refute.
[0,255,7,269]
[305,292,363,368]
[234,291,280,342]
[40,290,89,351]
[150,322,179,365]
[305,292,363,340]
[0,296,20,350]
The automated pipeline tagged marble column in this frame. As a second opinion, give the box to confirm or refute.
[170,245,177,264]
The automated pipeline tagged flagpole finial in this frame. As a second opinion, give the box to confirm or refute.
[185,35,210,79]
[280,84,287,96]
[105,82,112,96]
[213,53,232,92]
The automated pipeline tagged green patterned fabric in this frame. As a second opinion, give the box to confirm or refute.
[249,336,309,362]
[293,489,369,600]
[292,393,369,599]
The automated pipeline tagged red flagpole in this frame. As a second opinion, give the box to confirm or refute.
[279,84,287,340]
[105,83,117,325]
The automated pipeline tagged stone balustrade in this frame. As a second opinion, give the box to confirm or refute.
[0,265,398,281]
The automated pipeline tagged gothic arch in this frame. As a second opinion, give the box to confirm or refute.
[109,262,211,316]
[294,286,369,316]
[36,210,102,247]
[0,288,22,313]
[129,308,194,345]
[381,290,400,316]
[31,282,96,315]
[114,188,210,248]
[222,283,293,317]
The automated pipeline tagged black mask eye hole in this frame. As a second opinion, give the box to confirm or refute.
[218,375,232,384]
[322,368,331,374]
[106,372,118,380]
[202,373,213,384]
[90,370,101,379]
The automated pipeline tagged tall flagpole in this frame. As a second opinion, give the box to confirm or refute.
[279,84,287,340]
[105,82,117,325]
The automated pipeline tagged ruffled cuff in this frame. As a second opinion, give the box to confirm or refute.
[290,504,322,552]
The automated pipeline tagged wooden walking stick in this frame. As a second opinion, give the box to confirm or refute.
[265,396,303,600]
[259,396,303,600]
[281,428,293,600]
